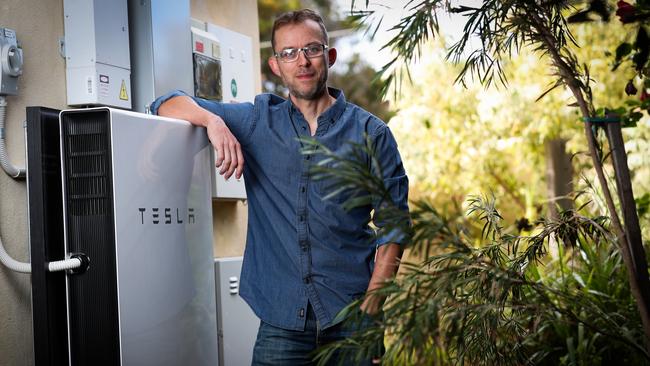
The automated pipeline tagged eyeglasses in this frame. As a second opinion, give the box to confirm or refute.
[274,44,328,63]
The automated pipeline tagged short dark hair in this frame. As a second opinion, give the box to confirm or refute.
[271,9,329,52]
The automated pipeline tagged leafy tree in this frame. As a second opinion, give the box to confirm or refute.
[305,139,647,365]
[389,18,641,223]
[328,53,396,122]
[348,0,650,349]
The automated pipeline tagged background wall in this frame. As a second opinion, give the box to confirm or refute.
[0,0,258,364]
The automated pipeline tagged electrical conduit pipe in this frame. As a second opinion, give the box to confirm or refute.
[0,96,81,273]
[0,96,25,178]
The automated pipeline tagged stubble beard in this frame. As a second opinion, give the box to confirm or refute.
[285,68,328,101]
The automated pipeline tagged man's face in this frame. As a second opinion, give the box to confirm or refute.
[269,20,336,101]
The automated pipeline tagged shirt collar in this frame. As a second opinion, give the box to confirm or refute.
[287,87,347,125]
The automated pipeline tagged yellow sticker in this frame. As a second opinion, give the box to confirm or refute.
[119,80,129,101]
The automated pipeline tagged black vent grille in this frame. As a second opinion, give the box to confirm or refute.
[61,109,120,366]
[64,117,109,216]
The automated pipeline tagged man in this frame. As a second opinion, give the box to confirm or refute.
[151,9,409,365]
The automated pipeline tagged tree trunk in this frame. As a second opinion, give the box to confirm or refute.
[545,138,575,258]
[531,14,650,346]
[545,138,574,219]
[605,121,650,351]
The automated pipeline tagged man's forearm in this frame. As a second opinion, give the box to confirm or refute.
[158,95,244,179]
[157,95,218,128]
[361,243,403,314]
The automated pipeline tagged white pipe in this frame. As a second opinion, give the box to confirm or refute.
[0,97,82,273]
[0,235,82,273]
[48,257,82,272]
[0,235,31,273]
[0,96,26,179]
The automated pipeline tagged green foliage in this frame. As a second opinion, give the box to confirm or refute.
[328,54,396,122]
[307,138,648,365]
[381,17,650,225]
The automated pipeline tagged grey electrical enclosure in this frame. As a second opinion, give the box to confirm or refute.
[215,257,258,366]
[63,0,132,108]
[0,27,23,95]
[128,0,193,113]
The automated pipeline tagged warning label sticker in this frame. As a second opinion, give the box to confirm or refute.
[119,80,129,101]
[99,74,109,98]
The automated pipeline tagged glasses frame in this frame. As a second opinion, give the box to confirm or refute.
[273,44,329,63]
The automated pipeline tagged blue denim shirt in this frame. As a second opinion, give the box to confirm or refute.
[151,88,409,330]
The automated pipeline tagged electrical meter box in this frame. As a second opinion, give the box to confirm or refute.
[0,27,23,95]
[63,0,132,109]
[192,21,254,200]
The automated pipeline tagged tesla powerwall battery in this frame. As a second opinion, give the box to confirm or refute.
[59,107,218,365]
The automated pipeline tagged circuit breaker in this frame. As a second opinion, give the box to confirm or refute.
[0,28,23,95]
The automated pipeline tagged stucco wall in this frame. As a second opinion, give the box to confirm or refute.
[0,0,258,364]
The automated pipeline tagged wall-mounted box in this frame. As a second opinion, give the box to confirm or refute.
[0,27,23,96]
[199,22,254,200]
[206,24,255,104]
[63,0,131,109]
[128,0,193,113]
[214,257,258,366]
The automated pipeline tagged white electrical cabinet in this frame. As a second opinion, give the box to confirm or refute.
[206,24,255,104]
[207,24,254,200]
[63,0,131,109]
[215,257,259,366]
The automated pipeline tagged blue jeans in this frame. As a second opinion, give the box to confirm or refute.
[251,304,382,365]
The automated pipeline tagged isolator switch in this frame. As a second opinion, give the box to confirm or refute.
[0,28,23,95]
[228,276,239,295]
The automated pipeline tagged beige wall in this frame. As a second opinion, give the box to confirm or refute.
[0,0,258,364]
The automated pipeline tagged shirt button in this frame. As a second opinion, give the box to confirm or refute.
[301,187,306,193]
[303,277,311,284]
[305,155,310,160]
[299,215,304,222]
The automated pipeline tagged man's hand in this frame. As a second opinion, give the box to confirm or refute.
[206,116,244,180]
[361,243,403,315]
[360,291,384,316]
[158,95,244,180]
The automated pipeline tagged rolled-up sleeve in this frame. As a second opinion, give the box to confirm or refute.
[151,90,256,146]
[370,123,410,247]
